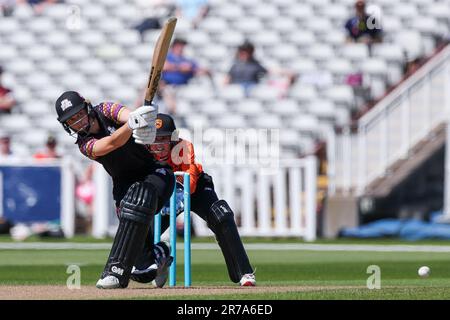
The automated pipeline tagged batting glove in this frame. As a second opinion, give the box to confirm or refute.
[127,104,158,130]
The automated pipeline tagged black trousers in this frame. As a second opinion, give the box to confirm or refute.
[113,167,175,214]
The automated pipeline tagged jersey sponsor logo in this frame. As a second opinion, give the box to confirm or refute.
[60,99,72,111]
[156,119,163,129]
[111,266,124,276]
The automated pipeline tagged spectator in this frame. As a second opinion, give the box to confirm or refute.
[17,0,57,14]
[225,41,296,97]
[33,135,60,159]
[133,0,177,41]
[0,66,16,114]
[224,41,267,94]
[75,163,95,233]
[160,38,210,113]
[403,56,426,78]
[175,0,210,29]
[344,0,382,45]
[0,133,12,157]
[0,0,16,16]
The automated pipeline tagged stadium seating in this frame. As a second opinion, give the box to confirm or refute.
[0,0,448,160]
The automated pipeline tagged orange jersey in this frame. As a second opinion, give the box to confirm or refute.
[167,139,203,194]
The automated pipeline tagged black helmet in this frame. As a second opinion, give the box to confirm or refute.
[55,91,92,136]
[156,113,176,136]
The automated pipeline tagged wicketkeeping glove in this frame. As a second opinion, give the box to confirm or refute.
[160,183,185,216]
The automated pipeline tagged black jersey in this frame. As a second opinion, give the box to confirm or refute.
[77,102,163,184]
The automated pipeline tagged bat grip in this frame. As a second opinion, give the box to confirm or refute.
[144,99,153,106]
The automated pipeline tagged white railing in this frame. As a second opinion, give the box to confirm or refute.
[93,157,318,241]
[330,45,450,195]
[198,157,317,240]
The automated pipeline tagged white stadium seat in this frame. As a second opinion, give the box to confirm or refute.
[28,18,55,33]
[253,5,279,19]
[114,30,141,47]
[272,99,302,116]
[252,114,283,129]
[217,4,245,19]
[234,17,264,34]
[286,4,314,20]
[43,4,71,21]
[306,100,336,120]
[26,45,54,62]
[44,31,71,47]
[389,3,418,21]
[217,31,245,47]
[268,44,299,62]
[217,85,246,102]
[38,86,65,104]
[93,73,122,90]
[340,43,369,63]
[249,85,280,102]
[198,100,229,115]
[110,59,141,76]
[215,114,247,128]
[0,18,20,35]
[253,31,281,47]
[199,17,228,33]
[0,114,32,132]
[59,73,87,89]
[320,4,349,22]
[78,59,107,76]
[0,46,17,62]
[61,45,90,61]
[394,30,424,61]
[8,31,35,48]
[306,44,334,63]
[178,85,215,103]
[269,18,297,33]
[289,114,320,133]
[81,4,107,20]
[305,17,334,36]
[288,31,316,49]
[41,59,71,76]
[371,43,404,64]
[235,99,264,115]
[200,44,228,62]
[21,100,50,117]
[75,31,107,47]
[290,59,317,74]
[324,85,355,108]
[325,58,354,77]
[25,74,52,91]
[111,3,141,21]
[8,59,34,75]
[289,85,318,104]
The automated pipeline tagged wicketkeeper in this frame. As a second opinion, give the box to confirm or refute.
[131,113,256,286]
[55,91,174,289]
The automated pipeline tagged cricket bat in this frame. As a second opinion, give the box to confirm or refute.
[144,17,177,106]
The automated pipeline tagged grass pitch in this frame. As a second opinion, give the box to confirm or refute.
[1,237,450,299]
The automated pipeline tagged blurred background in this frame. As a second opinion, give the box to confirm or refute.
[0,0,449,242]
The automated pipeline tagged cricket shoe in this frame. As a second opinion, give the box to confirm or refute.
[152,241,174,288]
[239,273,256,287]
[96,275,121,289]
[130,264,158,284]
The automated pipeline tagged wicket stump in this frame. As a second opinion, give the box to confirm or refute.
[153,172,191,287]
